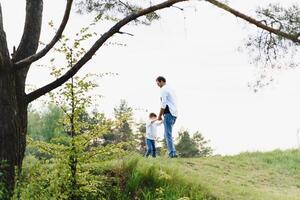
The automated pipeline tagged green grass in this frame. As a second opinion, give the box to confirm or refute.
[109,149,300,200]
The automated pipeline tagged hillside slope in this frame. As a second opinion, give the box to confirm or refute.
[112,150,300,200]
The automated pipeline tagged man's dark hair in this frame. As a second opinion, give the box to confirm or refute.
[149,113,157,118]
[156,76,166,83]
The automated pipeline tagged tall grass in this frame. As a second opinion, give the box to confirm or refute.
[107,149,300,200]
[12,149,300,199]
[107,155,217,200]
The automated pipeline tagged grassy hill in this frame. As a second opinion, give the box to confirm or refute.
[109,149,300,200]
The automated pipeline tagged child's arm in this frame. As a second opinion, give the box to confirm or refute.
[156,120,163,125]
[146,119,157,127]
[150,119,158,124]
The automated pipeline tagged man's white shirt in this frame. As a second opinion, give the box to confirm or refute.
[160,84,178,117]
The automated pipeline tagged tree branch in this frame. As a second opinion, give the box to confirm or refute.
[205,0,300,44]
[26,0,188,103]
[118,0,135,12]
[12,0,43,64]
[14,0,73,69]
[171,5,184,11]
[0,3,3,29]
[118,31,134,36]
[0,3,10,70]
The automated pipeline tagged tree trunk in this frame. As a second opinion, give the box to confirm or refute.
[0,0,42,197]
[0,3,31,197]
[0,69,27,199]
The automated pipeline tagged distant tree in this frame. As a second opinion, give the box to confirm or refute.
[156,136,168,157]
[27,107,42,140]
[135,122,146,154]
[176,130,212,158]
[192,131,213,157]
[176,130,199,158]
[103,100,134,145]
[114,100,133,119]
[27,104,64,142]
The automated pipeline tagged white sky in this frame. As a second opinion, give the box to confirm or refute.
[2,0,300,155]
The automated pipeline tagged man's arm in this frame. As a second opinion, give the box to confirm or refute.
[158,88,168,120]
[158,108,165,121]
[157,119,164,125]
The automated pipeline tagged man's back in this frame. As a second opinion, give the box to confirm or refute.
[160,84,178,117]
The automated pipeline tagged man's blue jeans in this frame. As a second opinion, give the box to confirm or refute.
[164,113,177,157]
[145,138,156,157]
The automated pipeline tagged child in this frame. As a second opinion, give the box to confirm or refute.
[145,113,162,157]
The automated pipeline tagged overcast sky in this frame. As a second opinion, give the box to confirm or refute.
[2,0,300,155]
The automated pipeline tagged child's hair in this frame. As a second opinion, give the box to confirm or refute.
[149,113,157,118]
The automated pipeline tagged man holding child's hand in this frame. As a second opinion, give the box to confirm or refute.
[156,76,178,158]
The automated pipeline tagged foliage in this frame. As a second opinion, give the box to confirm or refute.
[15,24,128,199]
[135,122,146,154]
[102,100,135,146]
[48,24,106,200]
[75,0,160,25]
[244,3,300,91]
[16,101,129,199]
[27,103,64,142]
[47,24,104,136]
[0,160,9,199]
[13,140,127,200]
[13,147,300,200]
[15,22,143,199]
[106,155,217,200]
[113,99,134,142]
[192,131,213,157]
[19,99,300,200]
[176,130,213,158]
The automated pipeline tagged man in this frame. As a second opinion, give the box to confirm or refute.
[156,76,178,158]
